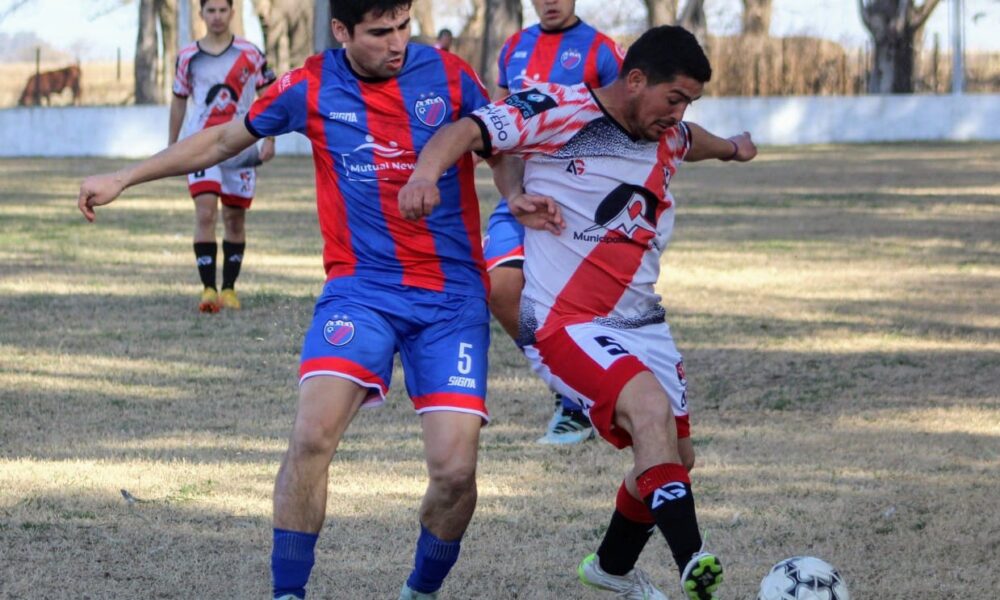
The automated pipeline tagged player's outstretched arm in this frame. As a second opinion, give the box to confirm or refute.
[78,119,259,222]
[684,122,757,163]
[400,118,485,220]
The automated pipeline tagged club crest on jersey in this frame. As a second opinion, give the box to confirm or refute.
[560,49,582,69]
[504,89,557,119]
[414,95,448,127]
[323,315,355,346]
[582,183,659,240]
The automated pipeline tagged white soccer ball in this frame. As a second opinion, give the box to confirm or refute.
[757,556,850,600]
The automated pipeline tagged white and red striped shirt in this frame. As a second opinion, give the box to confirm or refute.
[470,82,690,343]
[173,36,275,140]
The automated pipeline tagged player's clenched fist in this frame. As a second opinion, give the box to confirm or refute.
[78,172,128,222]
[398,177,440,220]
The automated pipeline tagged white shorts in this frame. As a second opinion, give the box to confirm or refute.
[523,320,690,448]
[187,163,256,208]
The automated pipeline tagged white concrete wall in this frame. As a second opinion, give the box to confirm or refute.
[2,94,998,158]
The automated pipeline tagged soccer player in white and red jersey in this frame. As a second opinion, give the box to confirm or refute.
[170,0,276,312]
[489,0,624,444]
[400,25,757,600]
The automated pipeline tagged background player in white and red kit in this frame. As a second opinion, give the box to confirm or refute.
[170,0,276,312]
[401,26,757,600]
[488,0,623,444]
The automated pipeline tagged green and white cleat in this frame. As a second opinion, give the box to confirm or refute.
[578,553,669,599]
[398,583,439,600]
[680,551,723,600]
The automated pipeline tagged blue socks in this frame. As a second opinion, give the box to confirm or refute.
[272,528,318,599]
[405,525,463,594]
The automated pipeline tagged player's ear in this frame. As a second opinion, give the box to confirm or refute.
[331,19,351,44]
[624,68,647,93]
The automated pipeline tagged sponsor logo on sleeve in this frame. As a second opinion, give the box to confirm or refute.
[479,104,513,143]
[503,89,557,119]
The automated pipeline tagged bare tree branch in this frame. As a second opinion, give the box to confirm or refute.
[911,0,944,30]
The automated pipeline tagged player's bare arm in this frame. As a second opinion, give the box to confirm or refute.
[684,122,757,162]
[78,118,258,222]
[168,95,187,146]
[399,118,484,220]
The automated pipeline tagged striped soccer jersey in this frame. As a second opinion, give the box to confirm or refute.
[470,82,691,342]
[497,20,623,92]
[173,36,275,139]
[245,45,491,297]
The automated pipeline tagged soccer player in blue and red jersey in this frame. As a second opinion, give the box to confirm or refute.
[78,1,524,598]
[488,0,624,444]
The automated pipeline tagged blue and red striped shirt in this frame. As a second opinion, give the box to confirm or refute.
[497,20,623,92]
[246,44,490,298]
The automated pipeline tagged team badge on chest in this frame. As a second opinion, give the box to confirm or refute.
[560,49,582,69]
[414,95,448,127]
[323,314,355,346]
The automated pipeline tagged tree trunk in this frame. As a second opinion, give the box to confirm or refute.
[156,0,177,100]
[135,0,161,104]
[480,0,521,96]
[643,0,677,27]
[679,0,707,44]
[859,0,942,93]
[411,0,435,39]
[742,0,772,36]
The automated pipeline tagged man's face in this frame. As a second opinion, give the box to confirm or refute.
[627,73,704,141]
[531,0,578,30]
[333,7,411,79]
[200,0,233,35]
[438,32,453,50]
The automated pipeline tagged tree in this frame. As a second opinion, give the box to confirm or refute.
[254,0,314,72]
[742,0,772,36]
[411,0,435,40]
[678,0,706,43]
[135,0,160,103]
[643,0,677,27]
[479,0,521,96]
[859,0,942,93]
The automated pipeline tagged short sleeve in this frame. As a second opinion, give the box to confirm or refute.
[596,40,624,87]
[468,86,562,157]
[245,68,308,137]
[458,63,490,117]
[172,54,192,98]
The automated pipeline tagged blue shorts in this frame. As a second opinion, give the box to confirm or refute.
[483,199,524,271]
[300,278,491,421]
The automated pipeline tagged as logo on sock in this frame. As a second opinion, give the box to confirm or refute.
[650,482,687,508]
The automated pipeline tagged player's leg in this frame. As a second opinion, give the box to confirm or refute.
[271,375,367,600]
[272,280,398,600]
[484,204,592,444]
[398,290,490,598]
[190,168,222,312]
[218,168,254,309]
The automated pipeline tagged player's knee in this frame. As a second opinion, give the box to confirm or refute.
[289,420,339,459]
[427,459,477,497]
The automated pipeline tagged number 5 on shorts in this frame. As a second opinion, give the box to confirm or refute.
[457,342,473,374]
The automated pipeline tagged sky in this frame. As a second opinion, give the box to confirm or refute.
[0,0,997,61]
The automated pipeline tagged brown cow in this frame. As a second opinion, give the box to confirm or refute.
[18,65,82,107]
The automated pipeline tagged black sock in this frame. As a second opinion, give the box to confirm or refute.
[193,241,217,290]
[637,463,702,573]
[222,240,245,290]
[596,510,655,576]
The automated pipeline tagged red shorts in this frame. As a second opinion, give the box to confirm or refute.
[524,321,690,449]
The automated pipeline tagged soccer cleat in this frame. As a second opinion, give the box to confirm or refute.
[398,583,439,600]
[578,553,669,599]
[273,595,302,600]
[198,287,220,313]
[219,287,241,310]
[537,398,594,445]
[680,551,723,600]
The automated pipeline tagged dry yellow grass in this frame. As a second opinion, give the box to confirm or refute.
[0,61,135,107]
[1,144,998,598]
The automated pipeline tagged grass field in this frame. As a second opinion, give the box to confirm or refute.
[1,144,998,599]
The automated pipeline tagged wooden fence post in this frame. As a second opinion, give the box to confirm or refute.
[34,47,41,106]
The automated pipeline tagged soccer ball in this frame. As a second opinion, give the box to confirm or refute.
[757,556,850,600]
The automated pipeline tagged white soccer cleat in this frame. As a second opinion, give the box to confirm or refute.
[398,583,439,600]
[578,553,669,599]
[680,551,723,600]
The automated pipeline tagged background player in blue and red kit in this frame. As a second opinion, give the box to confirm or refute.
[78,1,526,598]
[401,25,758,600]
[170,0,276,312]
[488,0,624,444]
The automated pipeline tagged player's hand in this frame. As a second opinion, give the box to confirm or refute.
[78,172,127,222]
[728,132,757,162]
[509,193,565,235]
[259,137,276,163]
[398,177,440,220]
